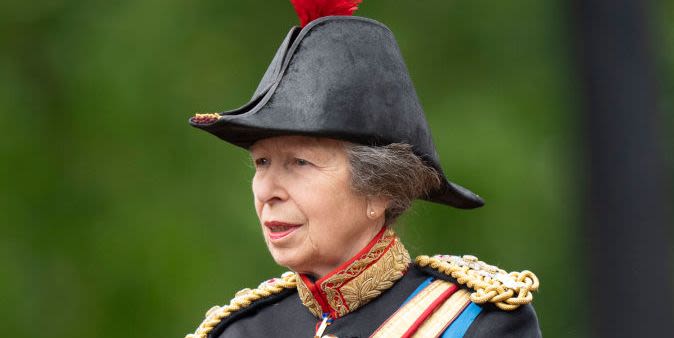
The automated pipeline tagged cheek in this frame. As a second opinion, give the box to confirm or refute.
[303,178,363,225]
[252,204,264,226]
[251,176,263,215]
[253,199,262,219]
[251,175,260,198]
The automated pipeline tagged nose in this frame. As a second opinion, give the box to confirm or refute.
[252,165,289,206]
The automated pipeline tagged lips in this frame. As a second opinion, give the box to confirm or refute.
[264,221,302,240]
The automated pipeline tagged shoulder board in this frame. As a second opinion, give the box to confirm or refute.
[185,271,298,338]
[415,254,539,311]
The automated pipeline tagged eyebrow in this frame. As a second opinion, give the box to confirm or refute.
[251,140,322,153]
[251,146,335,165]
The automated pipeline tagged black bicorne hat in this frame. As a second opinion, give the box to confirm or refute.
[189,15,484,209]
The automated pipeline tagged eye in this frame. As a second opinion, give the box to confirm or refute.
[294,158,310,166]
[254,157,269,167]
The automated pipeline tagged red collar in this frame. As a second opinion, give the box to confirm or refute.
[295,227,411,318]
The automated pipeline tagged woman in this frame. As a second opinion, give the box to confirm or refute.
[186,1,540,337]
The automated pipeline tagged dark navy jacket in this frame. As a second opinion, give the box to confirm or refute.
[209,264,541,338]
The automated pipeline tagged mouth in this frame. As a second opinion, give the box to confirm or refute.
[264,221,302,240]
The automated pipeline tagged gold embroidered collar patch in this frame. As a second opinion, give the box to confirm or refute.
[296,227,411,319]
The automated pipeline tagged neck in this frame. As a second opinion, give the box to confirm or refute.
[303,223,385,279]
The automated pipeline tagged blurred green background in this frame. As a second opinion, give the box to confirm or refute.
[1,0,672,337]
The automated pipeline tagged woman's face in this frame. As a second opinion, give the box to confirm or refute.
[250,135,384,278]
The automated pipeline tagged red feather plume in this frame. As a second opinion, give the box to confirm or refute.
[290,0,363,27]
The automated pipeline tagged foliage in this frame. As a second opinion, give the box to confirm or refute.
[1,1,671,337]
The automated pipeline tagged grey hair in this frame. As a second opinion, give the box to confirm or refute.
[345,143,442,226]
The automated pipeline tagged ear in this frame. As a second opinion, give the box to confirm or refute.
[366,196,390,220]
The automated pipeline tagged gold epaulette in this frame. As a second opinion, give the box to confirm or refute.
[415,254,539,311]
[185,271,298,338]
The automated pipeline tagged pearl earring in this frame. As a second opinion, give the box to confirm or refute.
[369,210,376,217]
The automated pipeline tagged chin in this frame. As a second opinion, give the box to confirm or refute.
[267,247,307,272]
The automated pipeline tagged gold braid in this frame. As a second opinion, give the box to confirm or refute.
[415,255,539,311]
[185,272,298,338]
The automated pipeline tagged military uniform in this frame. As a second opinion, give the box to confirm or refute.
[186,228,540,338]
